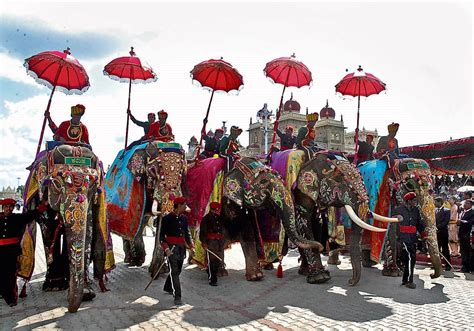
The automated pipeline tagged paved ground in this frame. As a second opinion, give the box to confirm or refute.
[1,231,473,330]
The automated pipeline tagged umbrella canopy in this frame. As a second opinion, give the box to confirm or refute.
[24,47,90,155]
[264,54,312,88]
[457,186,474,193]
[103,47,157,83]
[335,66,386,164]
[190,58,243,161]
[24,47,90,95]
[263,54,312,150]
[191,58,243,93]
[103,47,158,148]
[335,66,385,97]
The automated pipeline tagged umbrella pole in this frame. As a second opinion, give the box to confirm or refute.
[125,78,132,149]
[194,89,215,162]
[270,84,287,149]
[36,86,57,156]
[353,94,361,165]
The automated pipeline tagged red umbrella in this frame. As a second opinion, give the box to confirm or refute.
[264,54,312,149]
[335,65,386,164]
[24,47,90,155]
[103,47,158,148]
[190,58,244,160]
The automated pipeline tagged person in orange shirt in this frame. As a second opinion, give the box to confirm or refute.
[145,110,174,142]
[46,104,90,145]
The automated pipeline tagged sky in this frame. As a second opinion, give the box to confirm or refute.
[0,1,472,188]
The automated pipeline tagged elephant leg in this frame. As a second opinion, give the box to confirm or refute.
[82,213,96,302]
[349,223,362,286]
[327,249,341,265]
[123,238,131,264]
[43,223,69,292]
[295,205,330,284]
[129,235,146,266]
[382,223,402,277]
[362,249,376,268]
[240,213,263,281]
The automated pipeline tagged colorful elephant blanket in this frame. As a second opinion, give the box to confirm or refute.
[358,160,391,263]
[105,143,149,240]
[19,150,115,281]
[270,149,305,191]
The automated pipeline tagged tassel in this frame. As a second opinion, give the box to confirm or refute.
[19,283,27,298]
[276,261,283,278]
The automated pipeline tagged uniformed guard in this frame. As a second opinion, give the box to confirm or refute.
[0,198,47,306]
[392,192,426,289]
[46,104,90,145]
[145,110,174,142]
[160,197,194,306]
[199,202,225,286]
[276,126,296,151]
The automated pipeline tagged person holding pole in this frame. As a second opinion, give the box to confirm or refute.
[199,202,225,286]
[160,197,194,306]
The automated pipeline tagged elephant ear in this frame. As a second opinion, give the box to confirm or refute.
[127,149,147,180]
[223,169,245,207]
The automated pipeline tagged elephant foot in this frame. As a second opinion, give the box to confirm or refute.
[306,269,331,284]
[217,268,228,277]
[82,287,96,302]
[245,267,264,281]
[298,265,309,276]
[348,277,360,286]
[382,267,401,277]
[42,279,68,292]
[262,262,274,270]
[99,277,110,292]
[327,251,341,265]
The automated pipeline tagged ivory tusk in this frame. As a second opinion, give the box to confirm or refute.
[371,211,399,223]
[152,200,159,216]
[344,205,387,233]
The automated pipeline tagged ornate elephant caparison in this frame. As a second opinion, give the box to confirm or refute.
[271,150,398,285]
[22,145,114,313]
[105,141,187,276]
[358,158,443,279]
[187,157,322,281]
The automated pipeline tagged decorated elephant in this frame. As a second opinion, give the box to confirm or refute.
[358,158,442,279]
[20,145,115,313]
[186,156,321,281]
[270,149,397,285]
[105,141,187,275]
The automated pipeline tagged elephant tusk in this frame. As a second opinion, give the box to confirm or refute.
[371,211,399,223]
[344,205,387,233]
[152,200,159,216]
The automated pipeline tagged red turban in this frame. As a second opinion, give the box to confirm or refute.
[403,192,417,201]
[0,198,16,205]
[173,196,186,205]
[209,202,221,210]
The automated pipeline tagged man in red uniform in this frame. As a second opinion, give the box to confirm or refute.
[46,104,90,145]
[145,110,174,142]
[0,199,47,306]
[296,112,318,148]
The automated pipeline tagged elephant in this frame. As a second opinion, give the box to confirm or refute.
[105,141,187,275]
[22,145,114,313]
[270,150,397,285]
[358,158,443,279]
[186,156,322,281]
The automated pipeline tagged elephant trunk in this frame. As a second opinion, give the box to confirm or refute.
[275,193,324,252]
[419,194,443,278]
[64,199,89,313]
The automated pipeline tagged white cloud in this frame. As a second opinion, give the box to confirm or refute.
[0,53,46,88]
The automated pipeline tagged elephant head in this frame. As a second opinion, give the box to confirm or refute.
[223,157,322,250]
[127,141,187,214]
[391,158,442,278]
[295,153,397,285]
[41,145,102,312]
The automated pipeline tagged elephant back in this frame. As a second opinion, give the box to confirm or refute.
[51,145,98,168]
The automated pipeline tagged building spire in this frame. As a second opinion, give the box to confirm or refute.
[326,99,329,107]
